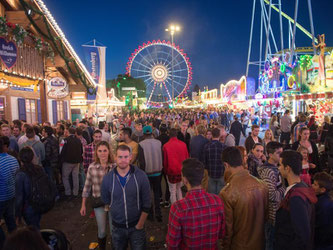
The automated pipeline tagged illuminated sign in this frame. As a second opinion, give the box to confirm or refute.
[47,77,69,99]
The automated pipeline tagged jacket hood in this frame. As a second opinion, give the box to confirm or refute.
[291,186,318,204]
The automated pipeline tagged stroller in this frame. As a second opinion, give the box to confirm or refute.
[41,229,72,250]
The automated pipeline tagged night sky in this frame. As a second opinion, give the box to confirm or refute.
[45,0,332,90]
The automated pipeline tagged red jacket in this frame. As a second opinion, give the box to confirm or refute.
[163,137,189,176]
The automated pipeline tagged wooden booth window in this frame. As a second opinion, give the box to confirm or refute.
[25,99,36,124]
[52,100,68,124]
[18,98,42,124]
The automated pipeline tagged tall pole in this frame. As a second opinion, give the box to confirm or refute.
[290,0,299,63]
[307,0,316,54]
[259,3,263,74]
[246,0,257,77]
[278,0,284,52]
[165,25,180,107]
[171,32,174,107]
[264,0,272,62]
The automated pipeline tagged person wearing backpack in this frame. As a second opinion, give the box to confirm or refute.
[19,126,45,166]
[15,147,56,229]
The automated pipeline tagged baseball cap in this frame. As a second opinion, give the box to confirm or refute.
[143,125,152,134]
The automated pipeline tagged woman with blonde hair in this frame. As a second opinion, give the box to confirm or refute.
[263,129,275,156]
[269,115,280,139]
[80,141,114,250]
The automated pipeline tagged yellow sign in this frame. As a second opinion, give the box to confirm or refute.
[0,72,39,91]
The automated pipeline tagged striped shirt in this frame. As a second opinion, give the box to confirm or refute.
[257,163,285,224]
[0,153,19,201]
[82,162,115,198]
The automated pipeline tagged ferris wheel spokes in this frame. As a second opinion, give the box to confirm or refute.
[127,40,192,105]
[132,60,152,71]
[137,52,155,68]
[146,46,158,66]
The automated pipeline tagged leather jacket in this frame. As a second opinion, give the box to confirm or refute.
[220,169,268,250]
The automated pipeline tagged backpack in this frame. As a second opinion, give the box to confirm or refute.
[25,170,57,214]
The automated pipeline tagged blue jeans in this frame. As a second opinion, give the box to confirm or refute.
[243,124,248,136]
[79,163,86,191]
[0,198,16,248]
[43,165,54,182]
[112,226,146,250]
[265,221,275,250]
[94,206,112,238]
[23,205,41,229]
[208,177,225,195]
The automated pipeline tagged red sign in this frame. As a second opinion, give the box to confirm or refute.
[326,92,333,99]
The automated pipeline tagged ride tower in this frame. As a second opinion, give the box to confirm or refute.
[246,0,317,80]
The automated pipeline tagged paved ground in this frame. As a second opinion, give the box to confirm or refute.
[41,190,170,250]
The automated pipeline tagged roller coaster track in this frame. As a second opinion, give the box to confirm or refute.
[275,47,333,55]
[263,0,318,43]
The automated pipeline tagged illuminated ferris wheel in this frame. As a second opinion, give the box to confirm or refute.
[126,40,192,106]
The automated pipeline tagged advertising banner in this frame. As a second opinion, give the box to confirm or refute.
[82,45,107,103]
[0,37,17,69]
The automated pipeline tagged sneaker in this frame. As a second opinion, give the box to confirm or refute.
[89,211,95,219]
[159,198,164,205]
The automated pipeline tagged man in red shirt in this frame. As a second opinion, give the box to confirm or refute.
[167,158,225,249]
[163,128,189,204]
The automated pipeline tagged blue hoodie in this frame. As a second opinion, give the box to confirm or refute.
[101,165,151,228]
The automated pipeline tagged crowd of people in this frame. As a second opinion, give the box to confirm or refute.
[0,107,333,250]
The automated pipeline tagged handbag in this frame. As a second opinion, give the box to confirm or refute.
[90,196,105,209]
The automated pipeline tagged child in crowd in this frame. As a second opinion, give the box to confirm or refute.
[297,145,315,186]
[312,172,333,249]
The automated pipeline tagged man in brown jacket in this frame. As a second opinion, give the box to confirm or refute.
[219,147,268,250]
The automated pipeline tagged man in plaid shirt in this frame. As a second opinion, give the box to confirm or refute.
[167,158,225,249]
[203,128,227,195]
[83,130,102,171]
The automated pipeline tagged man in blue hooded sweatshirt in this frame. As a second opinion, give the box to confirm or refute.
[101,144,151,250]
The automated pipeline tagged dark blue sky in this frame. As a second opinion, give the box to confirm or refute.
[45,0,332,90]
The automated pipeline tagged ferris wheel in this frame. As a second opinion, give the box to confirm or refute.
[126,40,192,106]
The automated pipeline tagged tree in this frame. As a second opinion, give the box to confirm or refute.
[192,84,200,94]
[106,74,146,98]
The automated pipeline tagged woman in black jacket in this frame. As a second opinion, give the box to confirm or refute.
[292,127,319,174]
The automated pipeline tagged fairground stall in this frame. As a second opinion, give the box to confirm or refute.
[282,50,333,121]
[0,0,96,124]
[219,76,248,111]
[251,47,333,121]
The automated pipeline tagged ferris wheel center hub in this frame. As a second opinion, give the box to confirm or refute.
[151,64,168,82]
